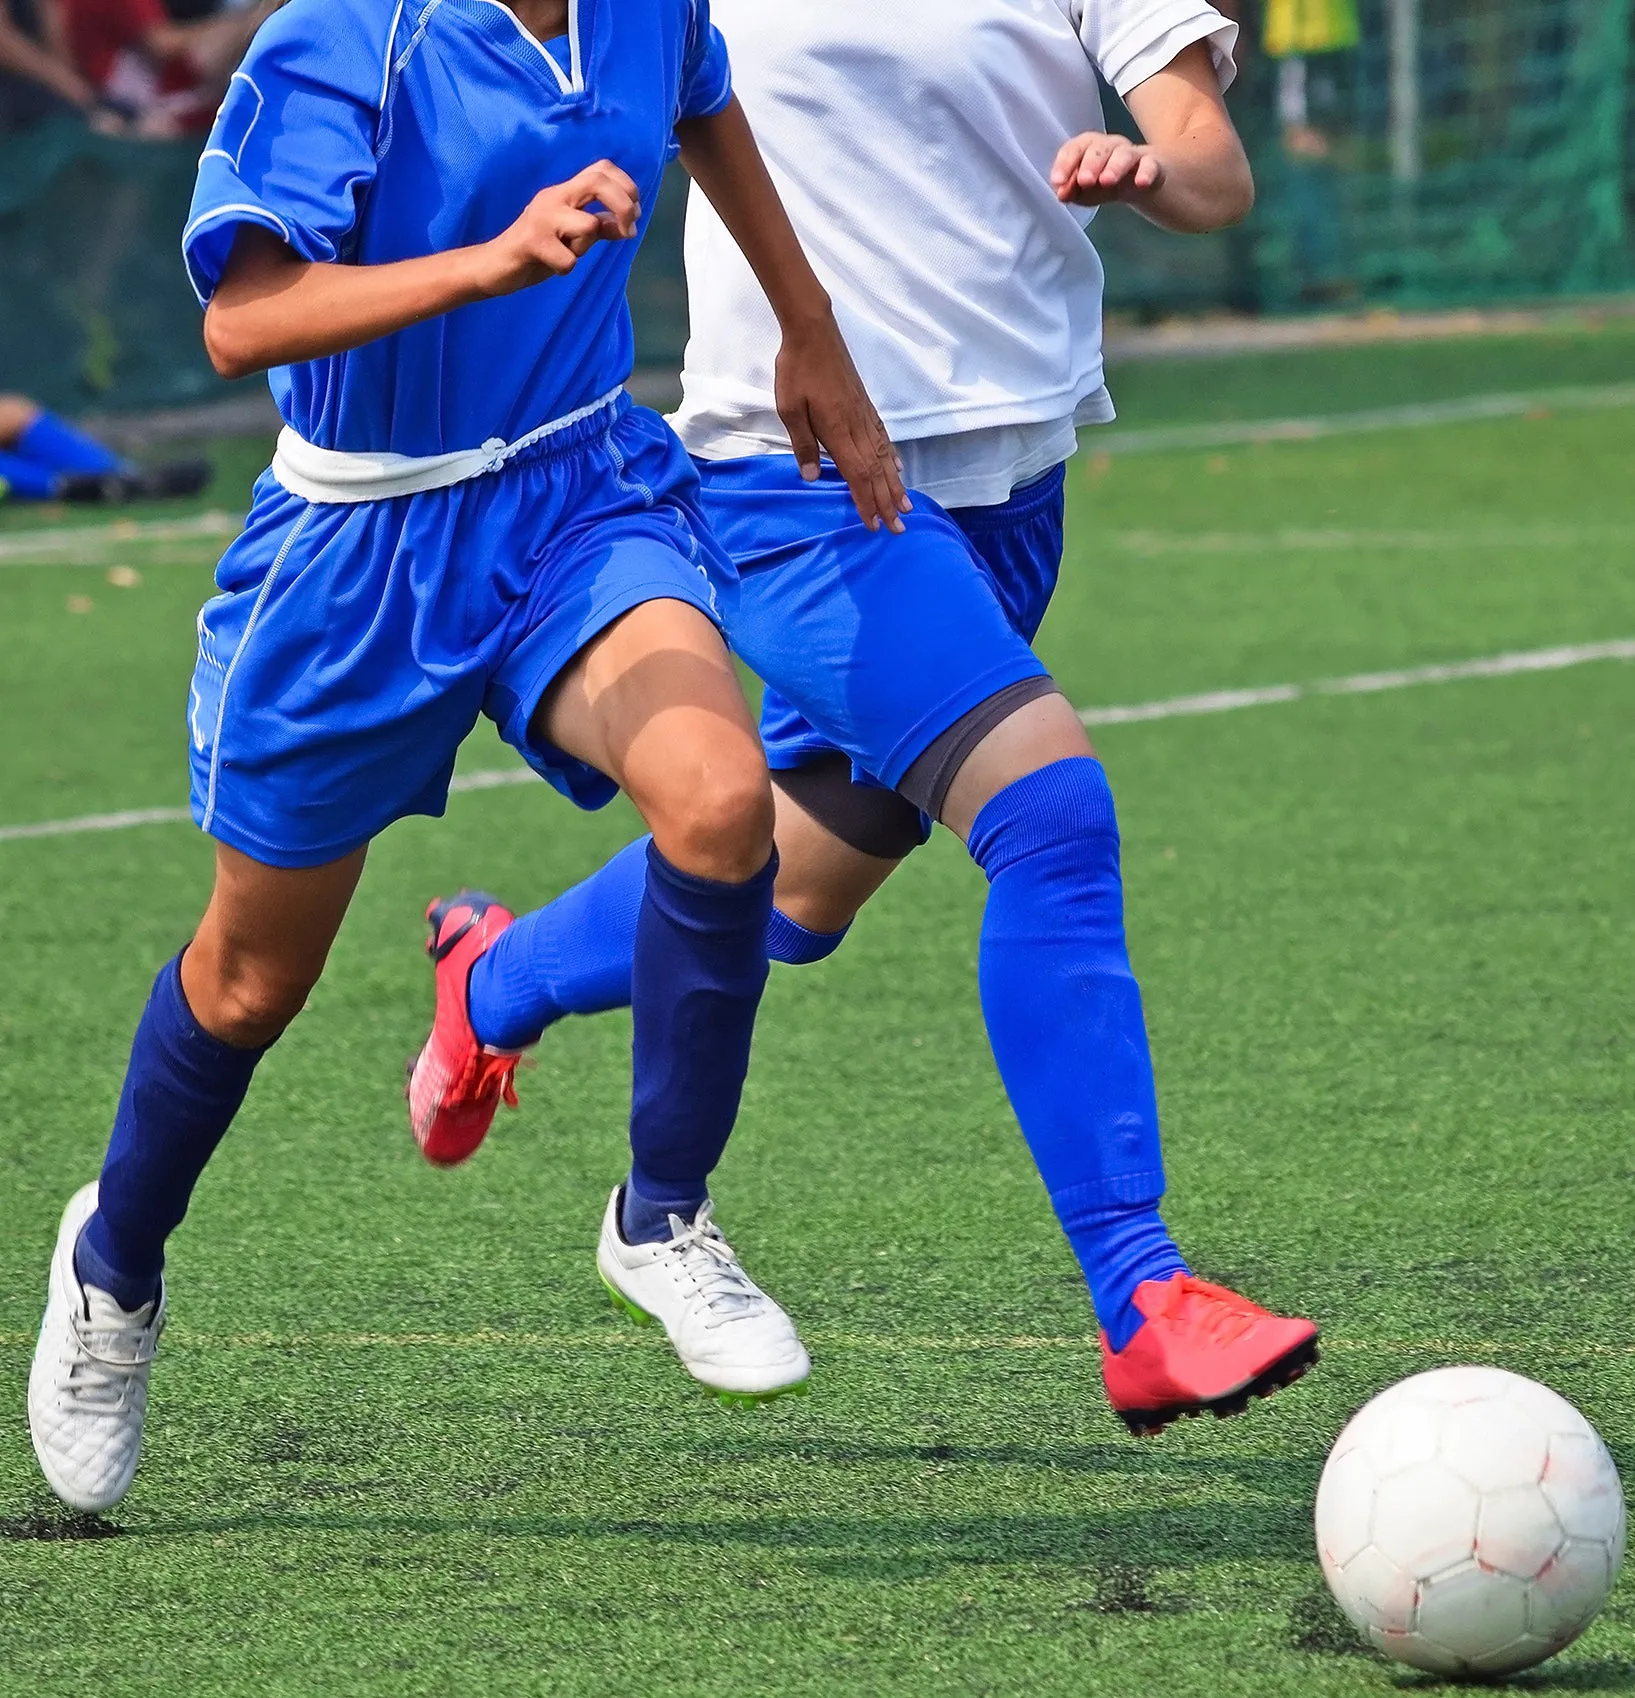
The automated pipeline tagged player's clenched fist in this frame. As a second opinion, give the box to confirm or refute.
[1050,132,1166,207]
[478,161,642,294]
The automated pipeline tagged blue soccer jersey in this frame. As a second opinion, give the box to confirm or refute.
[184,0,732,456]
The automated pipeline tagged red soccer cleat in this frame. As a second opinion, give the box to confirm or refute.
[1101,1273,1320,1437]
[408,891,524,1167]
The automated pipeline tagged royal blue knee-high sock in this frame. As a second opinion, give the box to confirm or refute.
[620,844,777,1243]
[468,836,847,1052]
[469,838,652,1050]
[0,449,62,502]
[968,758,1189,1350]
[16,411,123,476]
[74,955,268,1311]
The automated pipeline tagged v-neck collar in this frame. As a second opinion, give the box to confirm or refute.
[468,0,586,97]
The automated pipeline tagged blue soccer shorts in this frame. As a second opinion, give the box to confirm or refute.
[695,455,1067,791]
[188,399,732,869]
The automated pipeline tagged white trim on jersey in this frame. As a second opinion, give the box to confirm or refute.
[378,0,406,110]
[198,71,263,169]
[181,203,293,307]
[467,0,582,95]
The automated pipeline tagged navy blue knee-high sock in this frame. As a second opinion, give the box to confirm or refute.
[620,845,776,1242]
[968,759,1188,1350]
[468,835,846,1053]
[75,955,268,1310]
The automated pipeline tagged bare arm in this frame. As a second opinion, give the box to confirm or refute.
[0,11,93,109]
[1050,41,1253,234]
[676,95,908,534]
[203,162,641,380]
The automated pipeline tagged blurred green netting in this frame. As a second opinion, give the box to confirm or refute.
[0,118,693,416]
[1247,0,1635,307]
[1095,0,1635,312]
[0,0,1631,413]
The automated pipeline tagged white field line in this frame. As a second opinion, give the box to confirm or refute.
[3,636,1630,847]
[1109,523,1635,556]
[0,806,194,842]
[15,518,1633,568]
[1096,380,1635,456]
[0,510,241,564]
[0,767,537,845]
[1079,638,1635,727]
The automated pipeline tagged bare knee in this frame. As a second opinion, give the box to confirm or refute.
[647,760,776,884]
[942,693,1094,843]
[183,946,320,1049]
[772,870,868,937]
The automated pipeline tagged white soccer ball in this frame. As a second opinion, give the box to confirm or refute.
[1315,1366,1625,1678]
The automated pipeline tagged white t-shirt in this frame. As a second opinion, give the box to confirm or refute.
[670,0,1237,508]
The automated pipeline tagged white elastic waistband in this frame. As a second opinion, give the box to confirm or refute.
[271,387,626,504]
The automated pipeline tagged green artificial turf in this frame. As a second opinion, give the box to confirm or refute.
[2,339,1634,1696]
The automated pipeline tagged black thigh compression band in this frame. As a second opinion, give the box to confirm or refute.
[897,675,1063,818]
[771,754,927,861]
[770,675,1065,859]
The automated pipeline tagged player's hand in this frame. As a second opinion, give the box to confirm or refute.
[1050,132,1167,207]
[774,315,910,535]
[478,162,641,295]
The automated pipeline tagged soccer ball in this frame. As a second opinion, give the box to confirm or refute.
[1315,1366,1625,1677]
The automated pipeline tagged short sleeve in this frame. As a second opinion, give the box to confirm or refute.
[182,0,387,306]
[1072,0,1239,98]
[677,0,733,122]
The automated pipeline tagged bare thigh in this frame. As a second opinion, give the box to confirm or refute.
[533,597,774,883]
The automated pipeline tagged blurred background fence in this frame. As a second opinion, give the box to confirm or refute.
[1,0,1631,415]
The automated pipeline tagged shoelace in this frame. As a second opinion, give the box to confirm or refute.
[447,1046,524,1112]
[662,1204,763,1324]
[1157,1275,1267,1350]
[64,1299,162,1413]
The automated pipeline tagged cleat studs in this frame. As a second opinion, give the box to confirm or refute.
[602,1283,654,1327]
[709,1381,810,1412]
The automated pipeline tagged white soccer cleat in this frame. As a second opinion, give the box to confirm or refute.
[596,1187,811,1407]
[28,1182,165,1514]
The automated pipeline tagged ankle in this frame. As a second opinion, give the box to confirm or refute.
[621,1174,707,1245]
[1059,1195,1188,1353]
[74,1214,162,1313]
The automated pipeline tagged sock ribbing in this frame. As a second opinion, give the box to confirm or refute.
[766,907,849,966]
[968,756,1119,876]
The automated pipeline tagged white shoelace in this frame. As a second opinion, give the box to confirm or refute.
[661,1205,764,1326]
[63,1291,162,1412]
